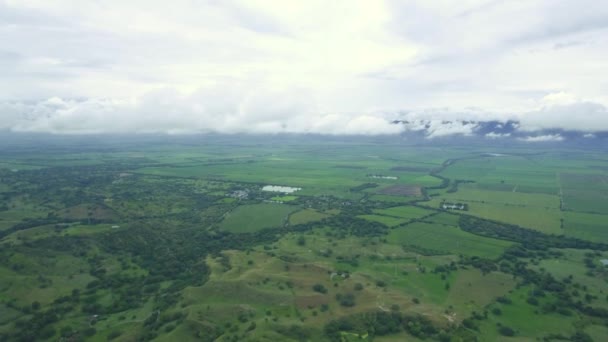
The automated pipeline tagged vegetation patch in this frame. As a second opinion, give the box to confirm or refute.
[377,185,422,197]
[270,195,298,202]
[219,203,296,233]
[388,222,513,259]
[372,206,432,220]
[357,215,407,227]
[289,209,330,225]
[563,211,608,243]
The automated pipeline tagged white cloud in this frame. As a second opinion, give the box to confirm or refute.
[518,134,564,142]
[425,121,477,138]
[518,92,608,132]
[485,132,511,139]
[1,1,608,134]
[4,86,403,135]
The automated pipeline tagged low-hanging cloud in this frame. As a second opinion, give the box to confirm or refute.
[517,134,564,142]
[4,90,608,138]
[3,87,403,135]
[518,93,608,132]
[485,132,511,139]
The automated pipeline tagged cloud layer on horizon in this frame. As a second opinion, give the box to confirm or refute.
[1,0,607,136]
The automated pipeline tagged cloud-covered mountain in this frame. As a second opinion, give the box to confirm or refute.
[1,93,606,143]
[392,117,607,142]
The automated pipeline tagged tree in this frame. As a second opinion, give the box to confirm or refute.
[83,327,96,337]
[107,331,122,340]
[526,297,539,306]
[31,301,41,311]
[313,284,328,294]
[336,293,356,307]
[498,326,515,336]
[59,326,73,337]
[297,236,306,246]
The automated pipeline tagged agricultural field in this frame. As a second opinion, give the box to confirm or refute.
[560,173,608,214]
[372,206,433,220]
[357,214,408,227]
[289,208,330,225]
[563,211,608,243]
[219,203,296,233]
[426,196,563,234]
[387,222,513,259]
[0,135,607,341]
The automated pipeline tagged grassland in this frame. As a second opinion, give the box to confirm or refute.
[357,206,433,228]
[270,195,298,202]
[476,286,578,340]
[561,173,608,214]
[219,203,296,233]
[387,222,513,259]
[289,209,330,225]
[425,212,460,226]
[440,155,561,195]
[357,214,408,227]
[563,211,608,243]
[426,194,563,234]
[372,206,433,220]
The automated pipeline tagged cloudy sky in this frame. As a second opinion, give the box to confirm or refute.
[1,0,607,136]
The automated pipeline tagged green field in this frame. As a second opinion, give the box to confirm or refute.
[357,214,408,227]
[426,196,563,234]
[387,222,513,258]
[440,155,561,195]
[372,206,433,220]
[561,173,608,214]
[425,212,460,226]
[219,203,296,233]
[476,286,578,340]
[289,209,330,225]
[270,195,298,202]
[563,211,608,243]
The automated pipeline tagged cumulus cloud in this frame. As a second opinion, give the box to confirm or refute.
[424,121,477,139]
[485,132,511,139]
[518,92,608,132]
[3,86,403,135]
[517,134,564,142]
[1,1,608,135]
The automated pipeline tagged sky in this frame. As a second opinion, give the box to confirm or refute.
[1,0,607,137]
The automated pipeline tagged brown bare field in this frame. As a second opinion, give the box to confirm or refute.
[378,184,422,196]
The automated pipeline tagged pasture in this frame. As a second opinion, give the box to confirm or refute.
[357,214,408,227]
[563,211,608,243]
[387,222,513,259]
[476,286,578,340]
[440,155,561,195]
[560,173,608,214]
[372,206,433,220]
[426,197,563,234]
[289,209,330,225]
[219,203,296,233]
